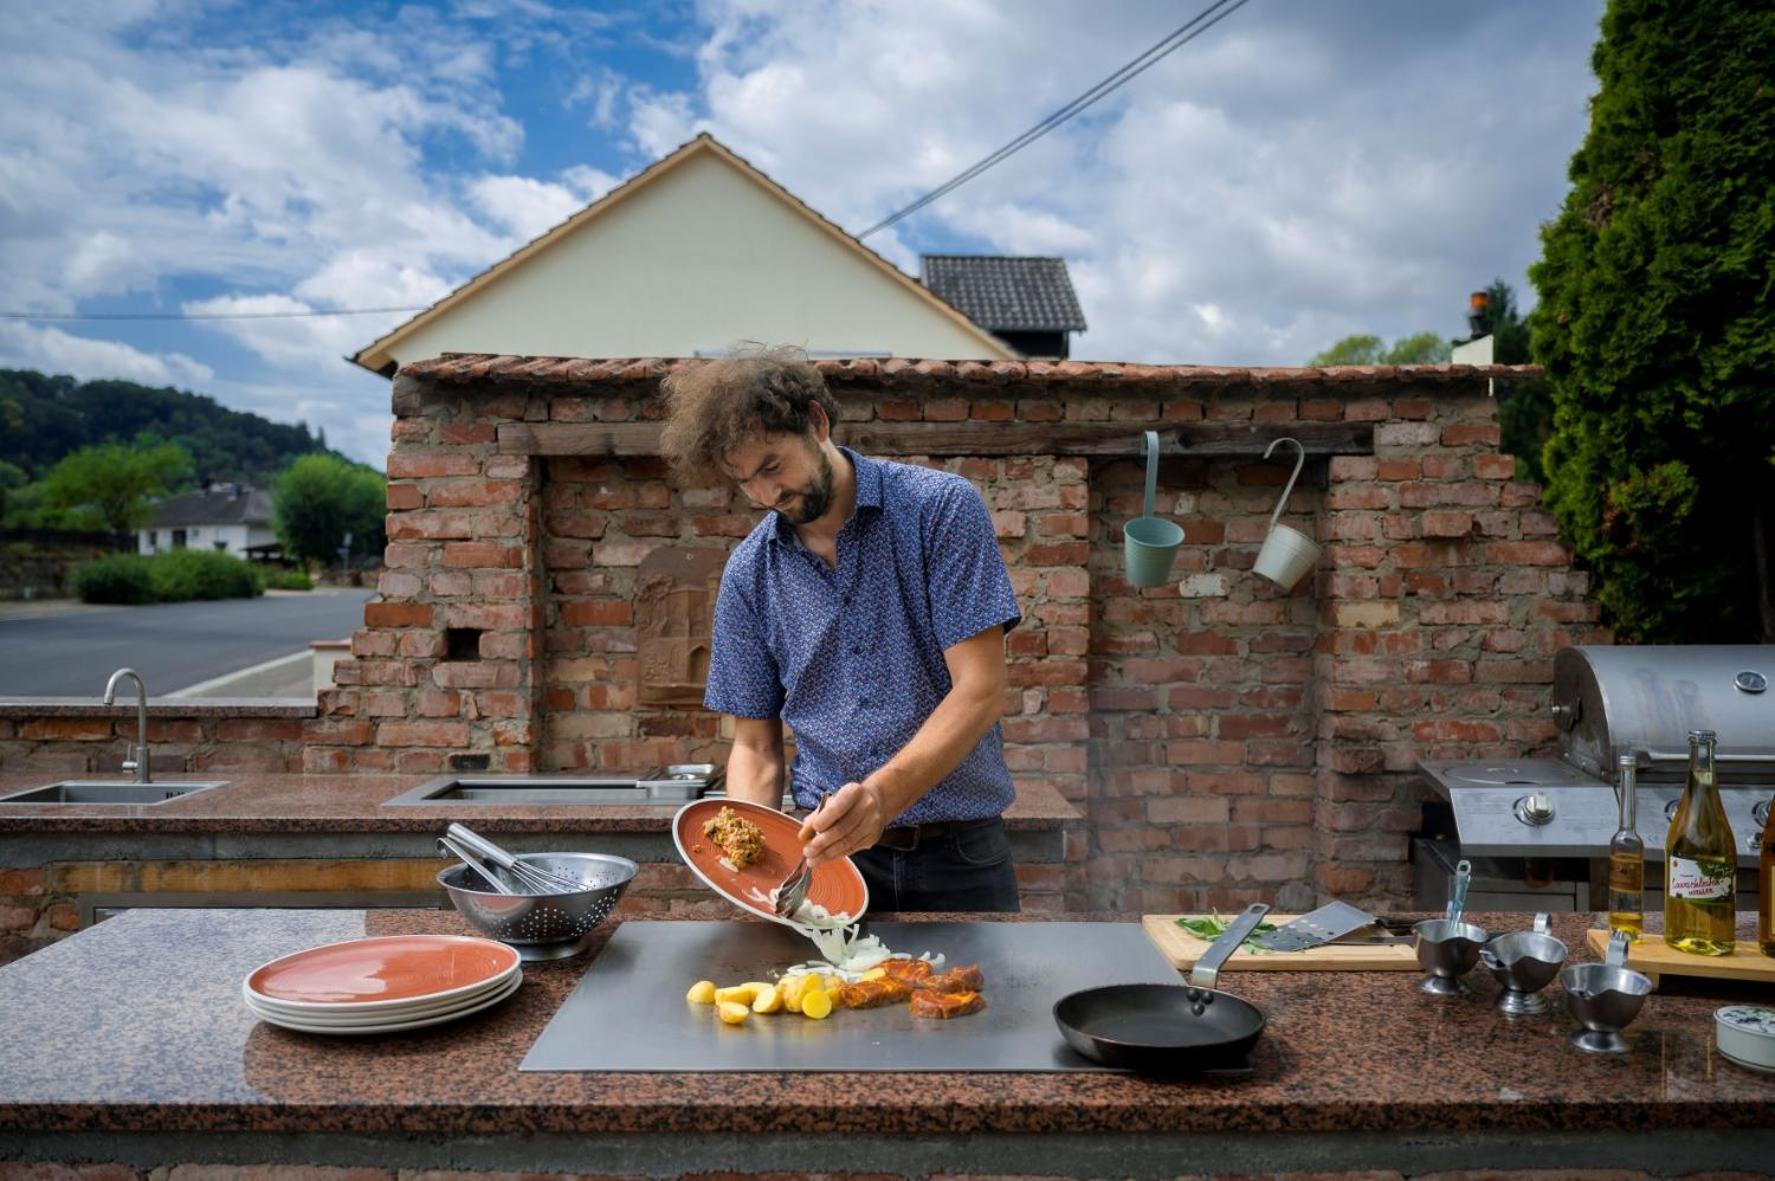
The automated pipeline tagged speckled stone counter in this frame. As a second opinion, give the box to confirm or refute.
[0,908,1771,1179]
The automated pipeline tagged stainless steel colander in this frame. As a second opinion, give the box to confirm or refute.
[439,851,636,960]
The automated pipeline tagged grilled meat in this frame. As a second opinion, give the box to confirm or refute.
[909,989,986,1019]
[701,806,765,871]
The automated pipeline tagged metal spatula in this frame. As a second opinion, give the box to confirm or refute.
[1247,901,1378,952]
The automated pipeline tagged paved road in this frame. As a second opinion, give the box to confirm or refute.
[0,590,374,697]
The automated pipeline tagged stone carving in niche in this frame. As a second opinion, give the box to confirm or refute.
[636,546,728,705]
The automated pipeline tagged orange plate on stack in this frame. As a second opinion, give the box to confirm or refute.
[673,798,868,926]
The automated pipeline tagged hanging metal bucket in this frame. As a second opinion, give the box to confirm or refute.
[1252,437,1321,591]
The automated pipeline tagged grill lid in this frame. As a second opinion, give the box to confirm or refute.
[1553,645,1775,780]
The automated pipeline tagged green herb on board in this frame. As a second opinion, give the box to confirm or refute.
[1175,911,1278,954]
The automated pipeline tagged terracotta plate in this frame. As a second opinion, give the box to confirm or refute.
[245,934,520,1008]
[672,798,868,926]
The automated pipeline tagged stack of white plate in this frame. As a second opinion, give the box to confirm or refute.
[242,933,522,1035]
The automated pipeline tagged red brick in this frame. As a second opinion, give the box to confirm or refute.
[438,421,496,445]
[0,868,45,896]
[1441,423,1501,447]
[1486,541,1571,566]
[0,904,37,931]
[1422,510,1473,538]
[19,718,111,741]
[377,721,470,747]
[215,719,305,742]
[386,450,479,478]
[1474,452,1517,479]
[385,483,422,510]
[561,600,633,627]
[442,541,522,568]
[363,601,434,628]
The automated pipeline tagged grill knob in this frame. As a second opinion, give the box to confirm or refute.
[1513,794,1556,826]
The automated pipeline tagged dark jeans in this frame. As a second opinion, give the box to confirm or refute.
[852,817,1021,914]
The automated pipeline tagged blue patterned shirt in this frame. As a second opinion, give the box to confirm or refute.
[704,449,1022,826]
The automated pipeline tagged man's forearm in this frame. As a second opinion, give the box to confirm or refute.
[863,682,1003,821]
[725,738,785,809]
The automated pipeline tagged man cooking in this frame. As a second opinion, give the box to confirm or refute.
[659,348,1023,913]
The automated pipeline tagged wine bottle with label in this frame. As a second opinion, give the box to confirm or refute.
[1607,754,1644,941]
[1664,729,1736,956]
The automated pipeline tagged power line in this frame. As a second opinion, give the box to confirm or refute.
[858,0,1253,240]
[0,306,427,321]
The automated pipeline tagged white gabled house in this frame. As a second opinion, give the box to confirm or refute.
[139,483,279,560]
[351,134,1025,374]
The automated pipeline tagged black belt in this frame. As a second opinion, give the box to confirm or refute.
[870,816,997,853]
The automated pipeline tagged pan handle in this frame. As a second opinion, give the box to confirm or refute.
[1188,902,1271,990]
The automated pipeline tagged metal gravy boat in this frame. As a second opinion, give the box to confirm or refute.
[1561,930,1654,1054]
[1413,859,1489,996]
[1480,913,1569,1017]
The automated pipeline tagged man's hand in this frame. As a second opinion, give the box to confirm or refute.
[799,780,886,865]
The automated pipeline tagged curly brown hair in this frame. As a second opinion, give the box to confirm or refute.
[657,346,838,485]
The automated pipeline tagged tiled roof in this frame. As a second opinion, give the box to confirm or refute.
[150,485,273,529]
[399,353,1542,388]
[921,256,1087,333]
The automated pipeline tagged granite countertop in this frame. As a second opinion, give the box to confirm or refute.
[0,772,1082,833]
[0,908,1769,1137]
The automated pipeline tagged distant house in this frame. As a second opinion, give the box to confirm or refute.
[352,134,1019,373]
[139,483,279,560]
[920,255,1088,359]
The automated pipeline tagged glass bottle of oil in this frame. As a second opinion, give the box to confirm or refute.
[1664,729,1736,956]
[1607,754,1644,941]
[1758,792,1774,957]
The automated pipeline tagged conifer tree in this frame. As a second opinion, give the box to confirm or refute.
[1530,0,1775,641]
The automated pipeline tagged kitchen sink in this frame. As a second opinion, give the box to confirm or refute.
[384,765,725,807]
[0,781,228,805]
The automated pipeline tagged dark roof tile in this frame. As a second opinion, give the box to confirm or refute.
[921,255,1088,333]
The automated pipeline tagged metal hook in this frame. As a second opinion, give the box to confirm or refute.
[1262,437,1307,531]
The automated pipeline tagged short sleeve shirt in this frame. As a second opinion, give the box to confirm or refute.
[703,449,1022,826]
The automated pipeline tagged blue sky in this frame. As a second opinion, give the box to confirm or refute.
[1,1,1604,467]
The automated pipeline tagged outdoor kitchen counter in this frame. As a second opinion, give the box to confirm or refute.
[0,771,1082,832]
[1,908,1772,1179]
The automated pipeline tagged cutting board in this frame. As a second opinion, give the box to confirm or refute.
[1585,928,1775,987]
[1142,914,1420,972]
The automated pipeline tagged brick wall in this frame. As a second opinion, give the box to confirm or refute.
[297,355,1602,914]
[0,709,309,776]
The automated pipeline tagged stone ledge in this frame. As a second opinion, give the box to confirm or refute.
[0,698,318,718]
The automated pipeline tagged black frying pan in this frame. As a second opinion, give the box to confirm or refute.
[1053,903,1271,1074]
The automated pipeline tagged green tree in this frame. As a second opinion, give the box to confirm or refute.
[35,440,192,533]
[1306,332,1452,367]
[1529,0,1775,642]
[274,453,387,567]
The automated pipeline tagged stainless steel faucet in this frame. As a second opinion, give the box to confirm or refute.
[103,668,151,784]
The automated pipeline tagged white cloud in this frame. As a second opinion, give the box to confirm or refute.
[465,167,620,239]
[0,322,213,388]
[637,0,1603,363]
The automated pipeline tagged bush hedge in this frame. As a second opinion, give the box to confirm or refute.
[71,550,264,604]
[69,554,157,604]
[264,569,313,591]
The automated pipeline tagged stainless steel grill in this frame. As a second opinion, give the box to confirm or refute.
[1415,645,1774,912]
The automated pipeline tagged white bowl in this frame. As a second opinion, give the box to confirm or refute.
[1715,1005,1775,1073]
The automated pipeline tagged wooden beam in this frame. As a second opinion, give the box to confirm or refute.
[498,420,1372,458]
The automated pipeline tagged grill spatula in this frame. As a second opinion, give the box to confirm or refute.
[1247,901,1379,952]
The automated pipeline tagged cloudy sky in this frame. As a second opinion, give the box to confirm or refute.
[0,0,1604,467]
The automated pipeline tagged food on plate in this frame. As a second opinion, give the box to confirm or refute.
[800,986,833,1020]
[835,977,914,1009]
[685,979,717,1004]
[717,1000,750,1026]
[921,964,985,994]
[909,989,986,1020]
[702,806,766,870]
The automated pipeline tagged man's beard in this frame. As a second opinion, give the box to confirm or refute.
[778,449,834,525]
